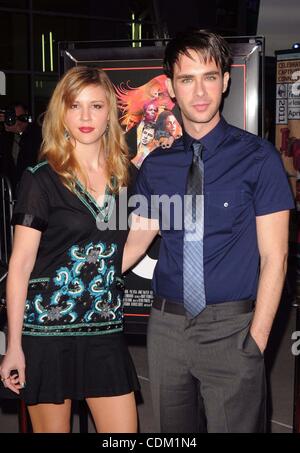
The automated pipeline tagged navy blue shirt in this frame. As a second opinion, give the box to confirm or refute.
[134,117,294,304]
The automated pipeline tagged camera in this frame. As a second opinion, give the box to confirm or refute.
[0,108,32,126]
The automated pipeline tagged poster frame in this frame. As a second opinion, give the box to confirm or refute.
[58,36,264,334]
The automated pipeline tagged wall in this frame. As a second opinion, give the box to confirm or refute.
[257,0,300,56]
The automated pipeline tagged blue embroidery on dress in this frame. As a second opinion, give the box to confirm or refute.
[84,262,121,322]
[36,295,77,323]
[85,293,122,322]
[25,241,120,326]
[89,275,105,295]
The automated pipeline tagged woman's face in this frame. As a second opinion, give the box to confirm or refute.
[64,84,109,148]
[164,114,177,136]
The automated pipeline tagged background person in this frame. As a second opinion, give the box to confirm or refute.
[0,102,42,193]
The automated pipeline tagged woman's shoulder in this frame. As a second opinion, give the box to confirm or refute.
[27,160,50,176]
[24,160,59,190]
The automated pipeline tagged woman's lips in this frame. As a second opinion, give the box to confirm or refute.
[79,127,95,133]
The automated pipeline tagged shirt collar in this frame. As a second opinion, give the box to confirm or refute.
[183,116,229,157]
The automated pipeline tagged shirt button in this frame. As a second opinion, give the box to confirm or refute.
[224,202,229,207]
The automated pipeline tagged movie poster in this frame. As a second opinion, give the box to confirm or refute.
[115,74,182,168]
[76,41,260,333]
[104,64,183,332]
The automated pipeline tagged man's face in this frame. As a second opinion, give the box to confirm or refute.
[4,105,28,134]
[144,103,158,122]
[141,126,155,145]
[166,50,229,137]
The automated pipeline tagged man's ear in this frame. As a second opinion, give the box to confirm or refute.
[166,77,175,99]
[222,72,230,93]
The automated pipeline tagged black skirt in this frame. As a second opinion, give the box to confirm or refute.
[0,333,140,405]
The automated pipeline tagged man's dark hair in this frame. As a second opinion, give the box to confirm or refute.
[143,122,156,131]
[164,29,232,79]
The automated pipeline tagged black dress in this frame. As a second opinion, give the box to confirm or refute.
[6,161,140,404]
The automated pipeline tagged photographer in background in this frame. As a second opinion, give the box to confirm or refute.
[0,102,42,194]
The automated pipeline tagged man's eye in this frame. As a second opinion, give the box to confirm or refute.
[206,75,217,81]
[182,78,192,83]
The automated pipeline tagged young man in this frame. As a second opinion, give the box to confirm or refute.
[122,30,294,433]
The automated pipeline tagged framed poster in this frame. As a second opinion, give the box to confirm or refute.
[59,37,263,333]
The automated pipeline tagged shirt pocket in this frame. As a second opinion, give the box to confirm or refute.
[205,190,245,233]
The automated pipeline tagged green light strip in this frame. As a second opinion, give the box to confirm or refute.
[41,33,45,72]
[138,22,142,47]
[131,12,135,48]
[49,31,53,72]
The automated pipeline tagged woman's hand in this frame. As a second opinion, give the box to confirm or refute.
[0,346,26,394]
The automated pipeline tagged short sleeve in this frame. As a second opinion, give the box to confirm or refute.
[11,169,50,231]
[254,144,295,216]
[132,159,159,219]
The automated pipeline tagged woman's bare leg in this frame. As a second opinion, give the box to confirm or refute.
[86,392,137,433]
[27,399,72,433]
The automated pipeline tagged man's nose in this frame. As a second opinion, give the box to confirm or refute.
[195,78,205,96]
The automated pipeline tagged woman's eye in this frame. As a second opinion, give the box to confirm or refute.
[93,104,102,109]
[70,104,78,109]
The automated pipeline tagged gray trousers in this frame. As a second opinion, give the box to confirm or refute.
[147,300,266,433]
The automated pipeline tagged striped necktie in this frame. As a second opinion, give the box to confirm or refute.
[183,141,206,317]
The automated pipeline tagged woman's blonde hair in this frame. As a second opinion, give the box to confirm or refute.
[40,66,129,193]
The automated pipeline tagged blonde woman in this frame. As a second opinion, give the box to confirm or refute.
[0,66,139,433]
